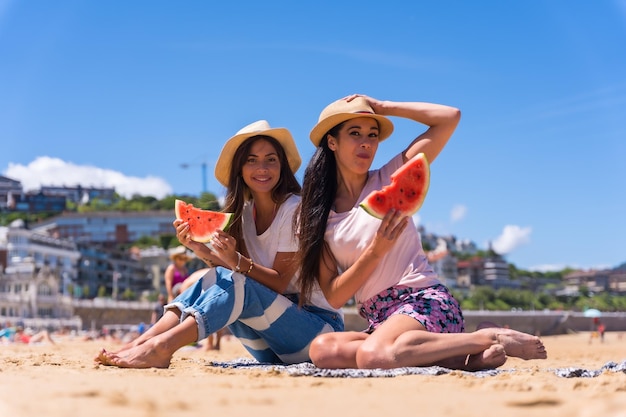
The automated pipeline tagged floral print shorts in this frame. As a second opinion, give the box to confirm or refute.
[359,284,465,334]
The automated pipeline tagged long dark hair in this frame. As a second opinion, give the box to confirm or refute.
[295,124,343,305]
[223,135,301,257]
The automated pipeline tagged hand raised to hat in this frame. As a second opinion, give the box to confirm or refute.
[343,94,386,114]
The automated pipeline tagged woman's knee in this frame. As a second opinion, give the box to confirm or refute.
[355,340,393,369]
[309,333,337,365]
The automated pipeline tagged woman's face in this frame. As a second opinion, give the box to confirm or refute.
[328,117,379,175]
[241,138,281,195]
[173,255,187,265]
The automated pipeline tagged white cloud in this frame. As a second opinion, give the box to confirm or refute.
[4,156,173,199]
[412,213,421,226]
[450,204,467,223]
[491,224,532,254]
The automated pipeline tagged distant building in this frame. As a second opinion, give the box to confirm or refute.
[0,175,23,211]
[32,210,175,246]
[76,243,155,299]
[0,257,75,321]
[428,249,459,288]
[0,176,117,214]
[3,222,81,296]
[40,185,116,206]
[456,257,484,288]
[563,269,626,294]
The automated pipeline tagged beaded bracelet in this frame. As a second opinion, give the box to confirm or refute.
[245,259,254,275]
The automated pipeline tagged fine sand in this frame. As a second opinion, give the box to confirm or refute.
[1,331,625,417]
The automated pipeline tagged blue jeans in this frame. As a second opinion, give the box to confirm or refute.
[167,267,343,364]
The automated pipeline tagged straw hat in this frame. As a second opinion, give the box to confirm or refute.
[214,120,301,187]
[309,96,394,147]
[169,246,192,262]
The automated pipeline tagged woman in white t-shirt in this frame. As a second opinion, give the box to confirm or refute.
[296,94,547,370]
[95,120,343,368]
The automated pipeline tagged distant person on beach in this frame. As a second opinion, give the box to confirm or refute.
[164,246,192,302]
[296,94,547,370]
[13,326,56,345]
[150,293,166,326]
[95,120,343,368]
[590,318,606,344]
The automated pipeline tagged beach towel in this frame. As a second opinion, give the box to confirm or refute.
[206,358,626,378]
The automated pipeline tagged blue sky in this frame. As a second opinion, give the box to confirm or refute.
[1,1,625,272]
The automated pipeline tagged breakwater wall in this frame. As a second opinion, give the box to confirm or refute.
[16,299,626,336]
[343,309,626,335]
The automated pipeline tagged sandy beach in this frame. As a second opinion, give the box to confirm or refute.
[1,331,625,417]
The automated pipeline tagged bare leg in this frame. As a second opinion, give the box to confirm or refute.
[309,331,369,368]
[311,315,546,370]
[95,316,199,369]
[29,330,56,345]
[133,309,182,346]
[205,329,225,351]
[205,333,216,351]
[94,309,182,364]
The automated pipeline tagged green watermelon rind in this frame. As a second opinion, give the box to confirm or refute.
[174,199,234,242]
[359,153,430,219]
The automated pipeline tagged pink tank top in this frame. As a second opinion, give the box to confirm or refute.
[172,268,188,286]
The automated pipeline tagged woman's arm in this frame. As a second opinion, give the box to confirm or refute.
[317,210,409,309]
[232,251,296,294]
[178,223,296,295]
[358,95,461,164]
[164,264,175,302]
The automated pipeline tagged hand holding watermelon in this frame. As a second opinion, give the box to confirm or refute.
[368,208,410,257]
[360,153,430,219]
[174,199,235,267]
[174,199,233,242]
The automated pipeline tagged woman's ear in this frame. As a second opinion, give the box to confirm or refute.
[327,135,337,151]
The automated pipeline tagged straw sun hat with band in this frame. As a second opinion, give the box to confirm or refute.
[169,246,192,262]
[214,120,302,187]
[309,96,395,147]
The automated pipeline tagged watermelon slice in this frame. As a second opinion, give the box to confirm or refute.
[360,153,430,219]
[174,199,233,242]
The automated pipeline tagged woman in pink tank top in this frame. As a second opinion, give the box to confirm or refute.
[165,246,191,302]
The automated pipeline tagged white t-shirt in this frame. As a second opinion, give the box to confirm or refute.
[242,194,341,317]
[325,154,441,305]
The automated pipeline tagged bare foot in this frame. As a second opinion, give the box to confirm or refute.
[465,344,507,371]
[478,328,547,360]
[497,329,547,360]
[94,342,173,369]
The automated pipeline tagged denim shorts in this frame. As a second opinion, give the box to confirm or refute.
[167,267,344,364]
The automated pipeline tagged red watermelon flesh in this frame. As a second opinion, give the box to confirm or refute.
[360,153,430,219]
[174,199,233,242]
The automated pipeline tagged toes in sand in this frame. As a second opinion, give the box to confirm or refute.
[94,345,172,369]
[467,344,507,371]
[495,329,547,360]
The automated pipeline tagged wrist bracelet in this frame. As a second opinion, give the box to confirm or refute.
[234,252,242,272]
[245,259,254,275]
